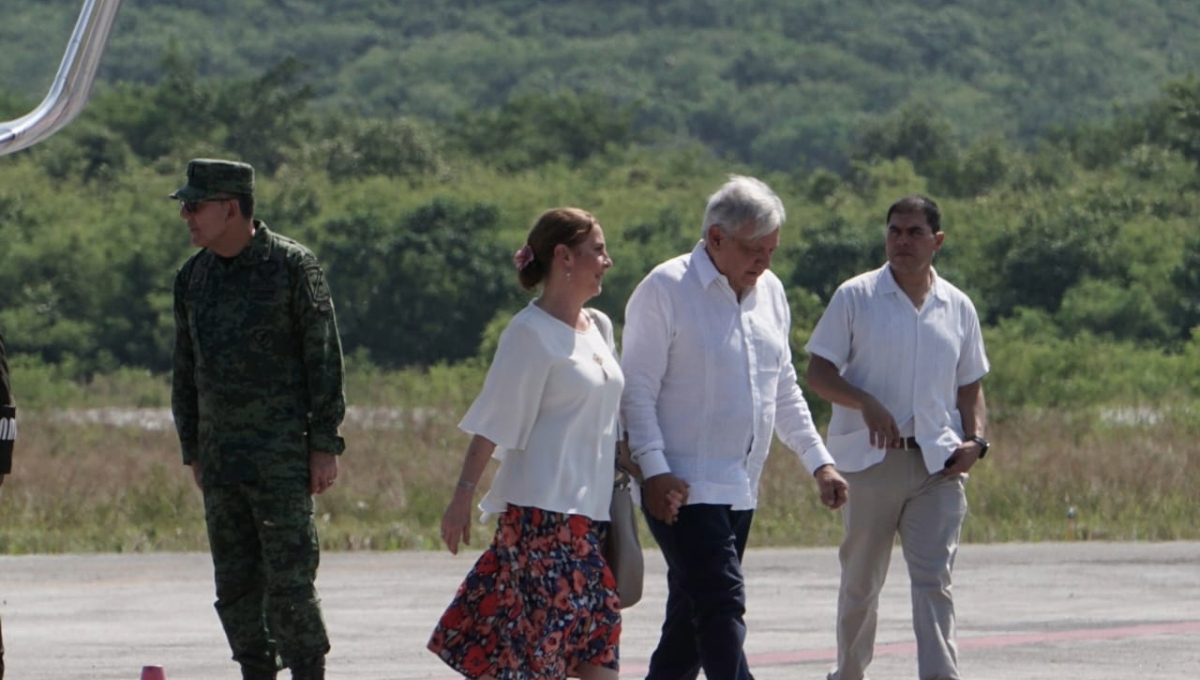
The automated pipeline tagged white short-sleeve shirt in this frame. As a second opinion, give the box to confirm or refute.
[806,265,989,474]
[459,302,624,521]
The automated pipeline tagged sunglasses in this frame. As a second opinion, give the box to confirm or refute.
[180,196,234,215]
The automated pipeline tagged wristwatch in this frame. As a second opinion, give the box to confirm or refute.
[965,435,990,459]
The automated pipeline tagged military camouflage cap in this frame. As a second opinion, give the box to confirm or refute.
[169,158,255,200]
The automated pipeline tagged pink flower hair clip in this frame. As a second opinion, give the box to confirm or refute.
[513,244,535,271]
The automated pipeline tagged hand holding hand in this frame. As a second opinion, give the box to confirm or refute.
[642,473,689,525]
[665,488,685,518]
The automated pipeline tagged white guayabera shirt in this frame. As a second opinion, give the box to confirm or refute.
[806,264,989,475]
[620,242,834,511]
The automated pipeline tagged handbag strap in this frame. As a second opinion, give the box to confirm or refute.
[613,467,631,491]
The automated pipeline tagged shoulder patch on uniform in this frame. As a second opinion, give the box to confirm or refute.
[303,263,333,309]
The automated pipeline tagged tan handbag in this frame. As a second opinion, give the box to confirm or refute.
[586,307,645,607]
[604,467,644,608]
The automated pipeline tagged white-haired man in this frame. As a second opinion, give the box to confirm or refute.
[621,175,848,680]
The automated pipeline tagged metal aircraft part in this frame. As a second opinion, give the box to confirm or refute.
[0,0,123,157]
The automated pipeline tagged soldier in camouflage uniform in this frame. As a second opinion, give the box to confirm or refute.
[0,329,15,680]
[170,159,346,680]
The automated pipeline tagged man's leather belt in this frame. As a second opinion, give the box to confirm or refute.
[894,436,920,451]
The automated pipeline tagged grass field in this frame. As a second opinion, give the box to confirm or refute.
[1,364,1197,553]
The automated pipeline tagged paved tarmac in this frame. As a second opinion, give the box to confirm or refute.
[1,541,1198,679]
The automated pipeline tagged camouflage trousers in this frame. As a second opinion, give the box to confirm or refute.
[203,481,330,674]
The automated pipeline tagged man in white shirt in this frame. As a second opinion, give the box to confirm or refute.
[621,175,848,680]
[805,194,989,680]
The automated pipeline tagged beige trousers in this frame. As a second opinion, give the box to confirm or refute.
[829,448,967,680]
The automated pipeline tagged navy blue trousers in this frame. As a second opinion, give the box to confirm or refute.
[643,503,756,680]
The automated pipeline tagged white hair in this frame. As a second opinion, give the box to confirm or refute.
[701,175,786,240]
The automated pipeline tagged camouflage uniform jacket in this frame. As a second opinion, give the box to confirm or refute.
[171,222,346,486]
[0,330,13,475]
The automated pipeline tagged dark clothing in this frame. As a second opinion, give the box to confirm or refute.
[171,222,345,675]
[0,330,14,474]
[642,504,756,680]
[172,222,346,487]
[0,329,13,680]
[204,481,328,671]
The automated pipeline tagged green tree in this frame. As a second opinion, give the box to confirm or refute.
[1057,278,1171,344]
[447,91,638,170]
[786,215,883,305]
[299,116,444,183]
[851,103,960,185]
[985,206,1123,322]
[1169,235,1200,340]
[214,57,316,174]
[1164,76,1200,167]
[318,199,521,367]
[87,45,214,162]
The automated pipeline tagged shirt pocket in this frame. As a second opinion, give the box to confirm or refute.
[751,321,786,374]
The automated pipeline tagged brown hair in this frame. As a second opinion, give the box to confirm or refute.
[517,207,598,291]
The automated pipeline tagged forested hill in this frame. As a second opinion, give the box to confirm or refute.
[3,0,1200,171]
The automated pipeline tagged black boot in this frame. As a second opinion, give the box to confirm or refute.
[289,657,324,676]
[290,656,325,680]
[240,665,277,680]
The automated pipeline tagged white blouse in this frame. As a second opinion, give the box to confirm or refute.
[459,301,624,521]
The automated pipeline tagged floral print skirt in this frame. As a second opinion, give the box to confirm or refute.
[428,504,621,679]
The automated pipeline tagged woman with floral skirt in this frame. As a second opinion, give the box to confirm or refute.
[428,207,622,680]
